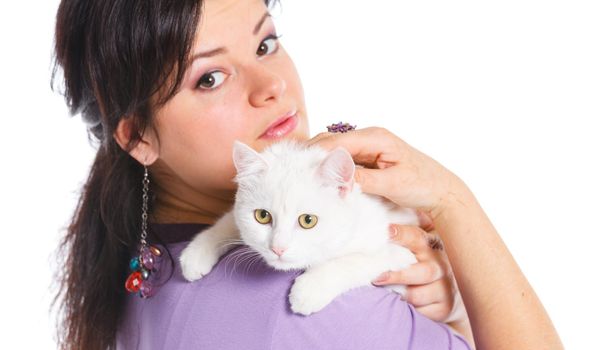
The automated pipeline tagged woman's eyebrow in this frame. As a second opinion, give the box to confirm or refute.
[253,12,271,35]
[190,11,271,63]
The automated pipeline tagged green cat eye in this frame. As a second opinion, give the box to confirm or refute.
[298,214,318,229]
[254,209,272,224]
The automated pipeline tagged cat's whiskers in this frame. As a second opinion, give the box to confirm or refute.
[242,245,269,275]
[243,253,265,275]
[224,247,263,279]
[218,238,246,251]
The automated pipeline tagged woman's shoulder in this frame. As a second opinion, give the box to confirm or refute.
[271,284,471,350]
[118,239,471,350]
[119,241,300,349]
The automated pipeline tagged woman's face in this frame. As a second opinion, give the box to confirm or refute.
[150,0,309,193]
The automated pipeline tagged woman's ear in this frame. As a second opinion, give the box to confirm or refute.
[113,117,160,165]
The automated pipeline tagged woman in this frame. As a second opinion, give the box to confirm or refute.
[52,0,561,349]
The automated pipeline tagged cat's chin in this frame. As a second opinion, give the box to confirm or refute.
[264,258,306,272]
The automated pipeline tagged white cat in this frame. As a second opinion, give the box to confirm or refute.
[180,139,420,316]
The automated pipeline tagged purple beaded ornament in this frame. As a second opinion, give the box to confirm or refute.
[124,163,162,298]
[326,121,357,133]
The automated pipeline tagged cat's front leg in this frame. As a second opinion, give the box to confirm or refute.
[289,245,416,316]
[289,253,380,316]
[288,268,342,316]
[180,210,240,282]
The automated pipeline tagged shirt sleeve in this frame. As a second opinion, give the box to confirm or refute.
[270,285,472,350]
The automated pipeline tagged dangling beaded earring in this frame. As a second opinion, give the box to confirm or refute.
[125,161,162,298]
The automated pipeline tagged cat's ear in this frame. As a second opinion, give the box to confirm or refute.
[317,147,355,198]
[232,141,268,179]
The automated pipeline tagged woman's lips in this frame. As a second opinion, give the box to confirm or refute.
[260,113,299,139]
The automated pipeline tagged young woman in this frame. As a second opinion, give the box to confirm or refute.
[53,0,561,349]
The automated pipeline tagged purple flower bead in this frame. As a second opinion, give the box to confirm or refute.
[139,279,153,298]
[140,248,155,270]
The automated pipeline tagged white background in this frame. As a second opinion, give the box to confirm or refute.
[1,0,588,348]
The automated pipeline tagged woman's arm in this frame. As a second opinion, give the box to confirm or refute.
[307,127,563,350]
[429,184,561,349]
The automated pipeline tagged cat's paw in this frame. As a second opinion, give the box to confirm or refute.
[289,273,337,316]
[179,239,221,282]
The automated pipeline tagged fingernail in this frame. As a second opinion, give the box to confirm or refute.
[389,224,399,239]
[372,272,389,285]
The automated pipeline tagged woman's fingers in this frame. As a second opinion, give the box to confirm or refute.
[372,260,444,286]
[389,224,436,255]
[305,127,405,168]
[404,281,450,307]
[415,302,454,323]
[307,128,416,204]
[372,223,464,324]
[389,224,444,257]
[416,210,435,232]
[373,225,448,285]
[353,167,396,199]
[375,224,448,283]
[307,127,466,214]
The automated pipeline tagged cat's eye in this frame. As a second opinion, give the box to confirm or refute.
[298,214,318,229]
[254,209,272,224]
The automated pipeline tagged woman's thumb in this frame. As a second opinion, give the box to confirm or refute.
[354,166,423,212]
[354,167,396,200]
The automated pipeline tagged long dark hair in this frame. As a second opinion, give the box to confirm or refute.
[52,1,276,349]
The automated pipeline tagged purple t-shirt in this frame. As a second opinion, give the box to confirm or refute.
[117,223,471,350]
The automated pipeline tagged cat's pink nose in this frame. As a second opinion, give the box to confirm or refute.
[271,246,286,257]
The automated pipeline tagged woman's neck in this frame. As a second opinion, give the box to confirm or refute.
[152,190,233,225]
[150,165,235,225]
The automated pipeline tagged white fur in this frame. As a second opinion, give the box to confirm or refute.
[180,140,420,315]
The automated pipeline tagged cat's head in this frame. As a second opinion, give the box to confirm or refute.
[232,139,359,271]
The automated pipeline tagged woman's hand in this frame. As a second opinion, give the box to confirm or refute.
[306,127,469,218]
[306,127,468,321]
[306,128,474,344]
[374,221,475,347]
[371,218,466,324]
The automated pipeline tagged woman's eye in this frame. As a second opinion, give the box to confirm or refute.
[196,71,227,90]
[257,34,281,56]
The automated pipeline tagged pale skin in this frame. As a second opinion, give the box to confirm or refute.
[113,0,478,345]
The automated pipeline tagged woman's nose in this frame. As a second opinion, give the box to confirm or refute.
[248,65,286,107]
